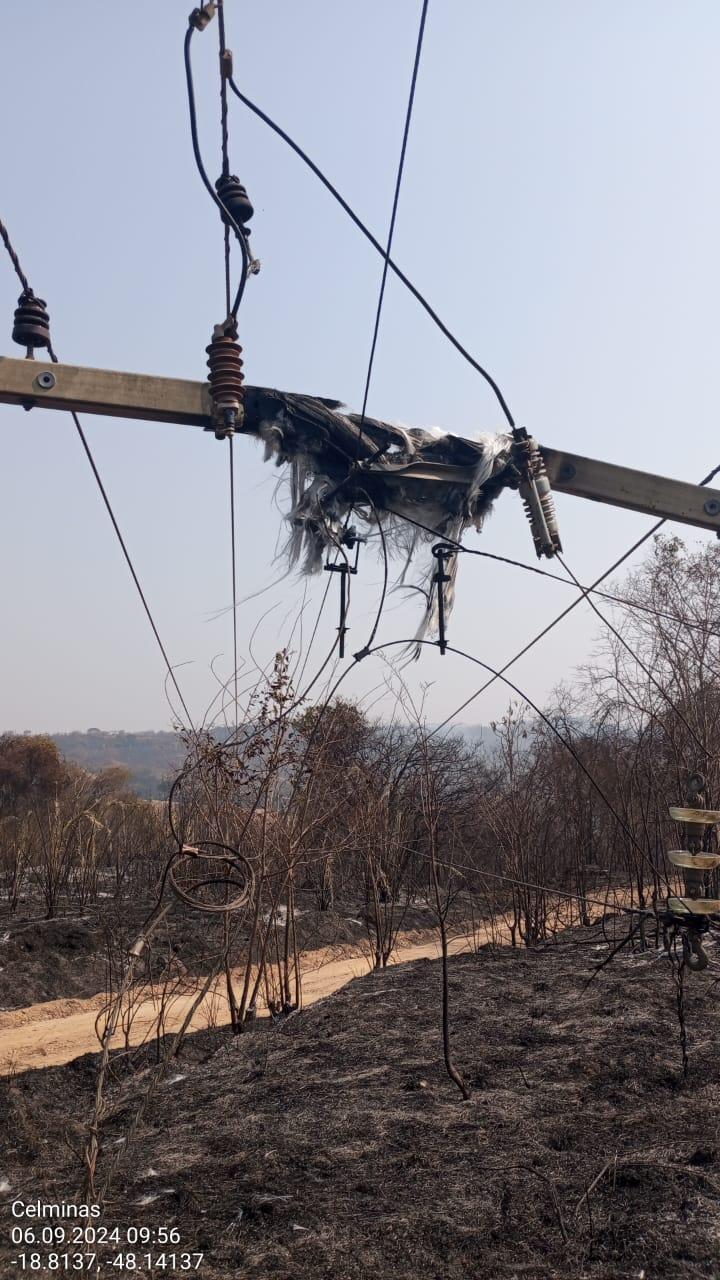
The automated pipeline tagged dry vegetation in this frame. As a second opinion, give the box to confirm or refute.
[2,535,720,1276]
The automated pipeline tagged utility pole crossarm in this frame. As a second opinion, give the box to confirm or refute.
[1,352,719,539]
[0,354,213,427]
[541,447,720,534]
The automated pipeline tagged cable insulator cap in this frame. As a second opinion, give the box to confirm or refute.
[12,290,51,351]
[215,173,254,236]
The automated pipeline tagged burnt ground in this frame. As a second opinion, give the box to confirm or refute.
[0,898,444,1010]
[2,922,720,1279]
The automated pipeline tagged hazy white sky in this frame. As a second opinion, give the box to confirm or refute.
[2,1,719,733]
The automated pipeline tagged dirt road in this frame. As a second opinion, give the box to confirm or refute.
[0,892,626,1075]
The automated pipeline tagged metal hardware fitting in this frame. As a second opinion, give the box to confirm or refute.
[324,526,365,658]
[431,542,456,655]
[189,3,216,31]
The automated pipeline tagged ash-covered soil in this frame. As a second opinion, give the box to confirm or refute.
[2,924,720,1279]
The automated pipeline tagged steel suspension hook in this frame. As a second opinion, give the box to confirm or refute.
[324,525,365,659]
[685,927,710,971]
[432,542,457,655]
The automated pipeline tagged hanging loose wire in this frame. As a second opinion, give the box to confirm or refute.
[229,436,239,721]
[216,0,240,724]
[0,215,194,730]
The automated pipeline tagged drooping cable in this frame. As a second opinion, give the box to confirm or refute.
[426,459,720,740]
[557,552,711,760]
[383,505,720,638]
[227,75,516,429]
[0,214,194,729]
[65,400,195,730]
[229,436,239,724]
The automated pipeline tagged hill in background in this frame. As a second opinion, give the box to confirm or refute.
[50,730,184,797]
[36,724,496,797]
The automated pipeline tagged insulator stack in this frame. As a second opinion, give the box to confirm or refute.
[206,324,245,439]
[513,434,562,558]
[12,290,51,353]
[666,804,720,917]
[521,481,562,559]
[215,173,254,238]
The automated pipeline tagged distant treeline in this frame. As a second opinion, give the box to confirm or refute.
[49,731,184,798]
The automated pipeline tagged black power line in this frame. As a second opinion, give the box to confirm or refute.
[557,553,712,761]
[184,19,251,318]
[0,214,194,729]
[227,74,516,430]
[429,462,720,738]
[0,216,30,292]
[355,0,429,456]
[382,504,720,636]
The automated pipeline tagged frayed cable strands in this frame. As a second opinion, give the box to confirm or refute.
[240,386,515,643]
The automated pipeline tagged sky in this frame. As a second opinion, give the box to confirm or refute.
[2,0,720,734]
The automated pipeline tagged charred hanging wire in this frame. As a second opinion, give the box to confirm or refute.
[324,526,365,658]
[431,542,456,655]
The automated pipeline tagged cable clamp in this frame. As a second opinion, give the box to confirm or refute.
[189,3,216,30]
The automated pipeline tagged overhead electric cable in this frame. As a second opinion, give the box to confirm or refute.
[227,75,516,429]
[298,635,675,894]
[229,436,239,722]
[0,216,30,292]
[65,403,195,729]
[557,552,711,760]
[354,0,429,455]
[0,215,194,729]
[215,0,241,726]
[184,19,252,317]
[382,505,720,636]
[427,459,720,741]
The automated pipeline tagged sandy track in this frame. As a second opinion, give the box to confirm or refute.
[0,931,471,1076]
[0,892,626,1075]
